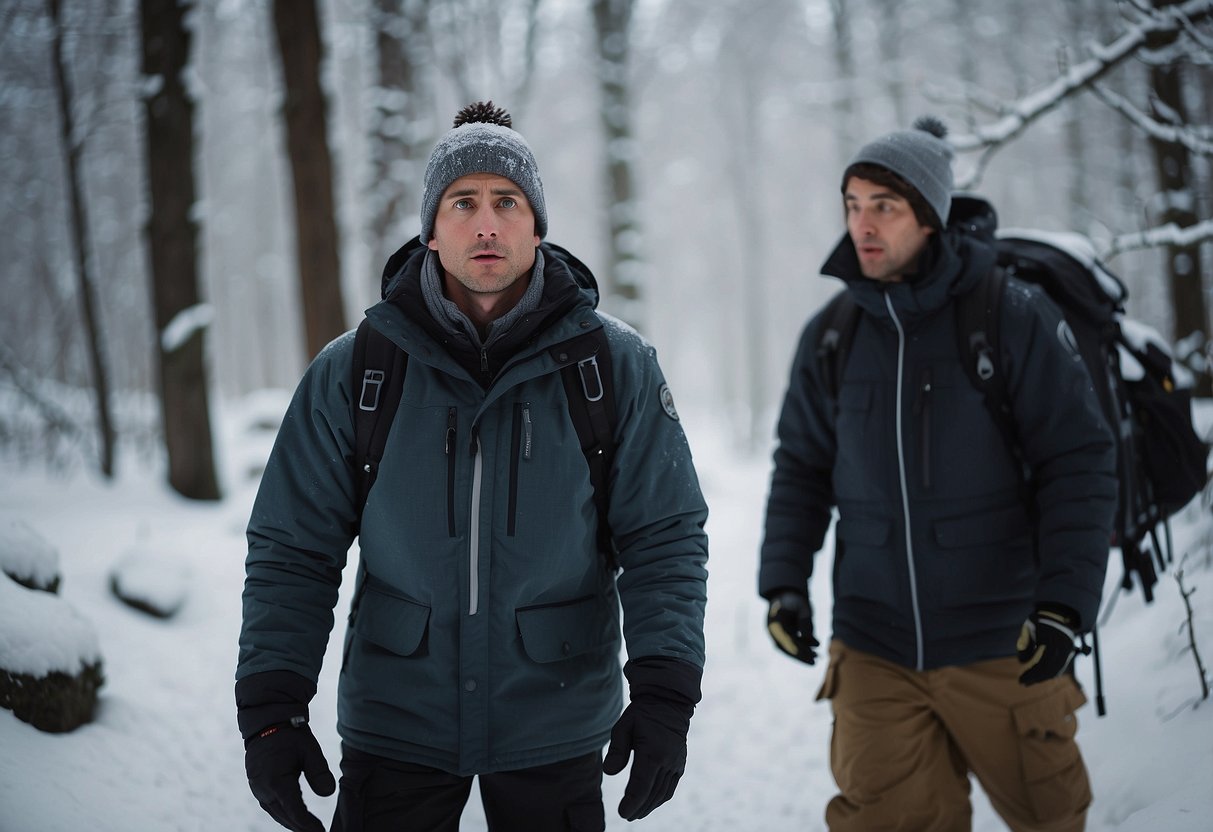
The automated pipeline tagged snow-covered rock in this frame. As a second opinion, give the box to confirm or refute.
[0,576,103,732]
[0,519,61,593]
[109,543,190,619]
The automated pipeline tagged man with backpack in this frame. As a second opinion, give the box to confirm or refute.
[236,102,709,832]
[759,117,1118,831]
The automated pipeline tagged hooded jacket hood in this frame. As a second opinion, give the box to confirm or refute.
[820,193,999,328]
[373,236,602,383]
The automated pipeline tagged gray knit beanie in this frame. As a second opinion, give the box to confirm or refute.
[844,116,954,228]
[419,101,547,243]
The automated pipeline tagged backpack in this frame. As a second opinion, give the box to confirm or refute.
[350,241,620,565]
[819,231,1208,601]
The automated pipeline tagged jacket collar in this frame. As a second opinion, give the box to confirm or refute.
[820,194,999,328]
[366,237,597,382]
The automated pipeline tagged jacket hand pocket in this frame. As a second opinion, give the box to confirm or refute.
[354,586,431,657]
[516,594,619,663]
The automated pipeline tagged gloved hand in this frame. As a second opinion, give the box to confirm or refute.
[236,670,334,832]
[767,589,818,664]
[603,658,700,821]
[1017,604,1079,686]
[244,717,336,832]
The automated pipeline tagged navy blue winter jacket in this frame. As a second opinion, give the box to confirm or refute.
[759,196,1117,671]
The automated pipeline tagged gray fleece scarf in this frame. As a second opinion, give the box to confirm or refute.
[420,248,546,352]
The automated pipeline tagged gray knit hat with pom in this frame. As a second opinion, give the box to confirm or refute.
[844,116,955,228]
[419,101,547,243]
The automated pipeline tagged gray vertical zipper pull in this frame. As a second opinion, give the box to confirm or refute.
[522,407,532,460]
[445,408,457,454]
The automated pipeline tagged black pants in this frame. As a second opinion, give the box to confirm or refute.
[330,744,606,832]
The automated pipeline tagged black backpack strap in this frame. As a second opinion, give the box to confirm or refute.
[352,318,408,527]
[553,328,618,569]
[956,267,1030,480]
[816,290,861,401]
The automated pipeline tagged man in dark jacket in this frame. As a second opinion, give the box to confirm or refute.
[236,102,709,832]
[759,117,1117,832]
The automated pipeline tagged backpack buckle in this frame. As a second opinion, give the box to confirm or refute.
[577,355,604,403]
[976,350,995,381]
[359,369,385,411]
[969,332,996,382]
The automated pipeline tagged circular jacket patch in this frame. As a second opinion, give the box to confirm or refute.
[659,384,679,421]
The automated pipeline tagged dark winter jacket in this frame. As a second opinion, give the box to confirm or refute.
[759,196,1117,672]
[237,240,709,775]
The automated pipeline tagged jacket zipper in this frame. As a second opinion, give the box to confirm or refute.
[914,367,933,490]
[468,425,483,616]
[507,404,532,536]
[884,294,925,671]
[444,407,457,537]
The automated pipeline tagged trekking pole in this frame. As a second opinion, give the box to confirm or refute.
[1090,624,1107,717]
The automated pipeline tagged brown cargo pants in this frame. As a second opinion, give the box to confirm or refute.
[817,640,1091,832]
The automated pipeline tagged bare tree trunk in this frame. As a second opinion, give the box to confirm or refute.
[1146,0,1210,395]
[952,0,979,132]
[140,0,221,500]
[592,0,643,328]
[1064,0,1090,233]
[368,0,432,269]
[873,0,906,127]
[829,0,858,163]
[46,0,115,479]
[271,0,347,360]
[427,0,542,113]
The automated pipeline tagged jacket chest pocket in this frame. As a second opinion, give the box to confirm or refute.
[502,400,591,543]
[921,363,1022,496]
[833,382,879,501]
[508,402,533,536]
[363,402,463,544]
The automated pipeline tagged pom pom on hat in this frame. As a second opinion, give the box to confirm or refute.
[420,101,547,243]
[912,115,948,139]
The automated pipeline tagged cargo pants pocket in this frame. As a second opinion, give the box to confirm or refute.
[1011,679,1091,824]
[815,640,845,702]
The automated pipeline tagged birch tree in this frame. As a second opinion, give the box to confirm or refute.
[366,0,434,270]
[592,0,643,326]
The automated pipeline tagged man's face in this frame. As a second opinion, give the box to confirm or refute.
[844,176,934,283]
[427,173,540,300]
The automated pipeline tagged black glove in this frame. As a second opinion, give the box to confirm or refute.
[237,671,335,832]
[1017,604,1079,686]
[767,590,818,664]
[603,657,701,821]
[245,717,336,831]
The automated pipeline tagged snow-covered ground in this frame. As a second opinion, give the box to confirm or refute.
[1,400,1211,832]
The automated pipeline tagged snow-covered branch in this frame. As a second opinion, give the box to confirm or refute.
[1177,1,1213,50]
[160,303,214,354]
[951,0,1212,186]
[0,341,87,442]
[1101,218,1213,260]
[1090,82,1213,155]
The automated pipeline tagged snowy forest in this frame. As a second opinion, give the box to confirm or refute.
[0,0,1211,485]
[2,0,1213,830]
